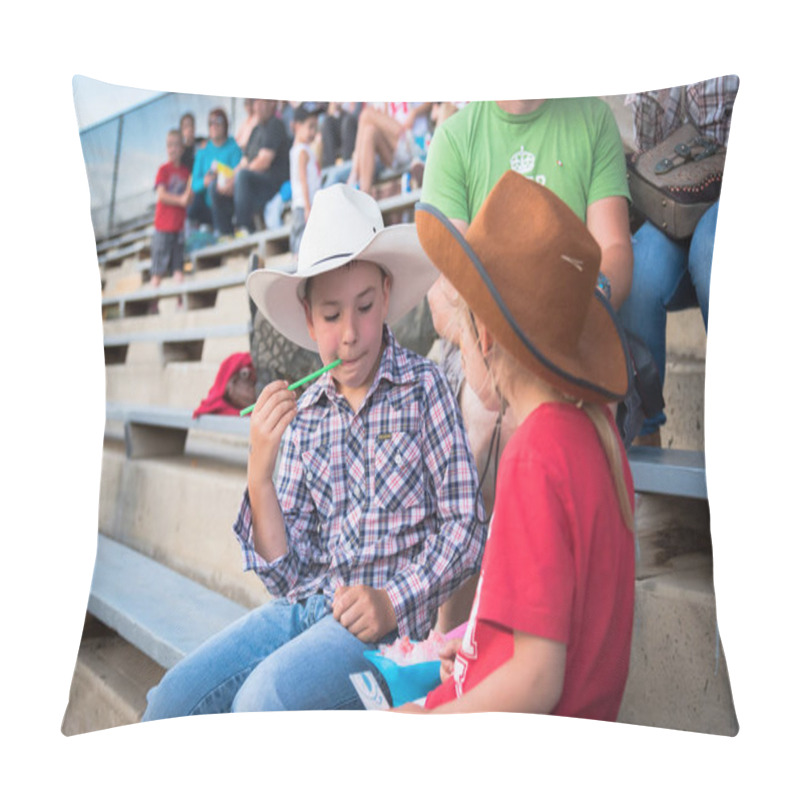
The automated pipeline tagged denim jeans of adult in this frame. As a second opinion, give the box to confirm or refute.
[187,190,213,229]
[619,202,717,436]
[234,169,279,233]
[209,177,235,236]
[141,595,391,720]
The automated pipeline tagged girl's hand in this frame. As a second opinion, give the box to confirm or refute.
[438,637,462,682]
[392,702,429,714]
[247,381,297,490]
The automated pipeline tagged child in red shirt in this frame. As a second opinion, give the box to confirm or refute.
[151,129,192,310]
[400,171,636,720]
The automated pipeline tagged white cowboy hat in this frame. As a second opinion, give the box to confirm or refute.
[246,183,438,351]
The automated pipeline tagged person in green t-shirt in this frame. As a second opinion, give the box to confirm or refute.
[420,99,633,632]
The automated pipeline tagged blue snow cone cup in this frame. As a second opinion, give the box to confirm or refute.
[363,650,441,707]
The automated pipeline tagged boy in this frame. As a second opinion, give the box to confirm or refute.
[289,106,321,254]
[142,184,486,718]
[150,129,192,312]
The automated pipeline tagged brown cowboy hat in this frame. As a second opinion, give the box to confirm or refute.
[415,170,630,404]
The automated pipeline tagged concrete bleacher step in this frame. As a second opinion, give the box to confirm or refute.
[88,534,250,669]
[661,306,707,452]
[64,541,735,736]
[62,619,165,735]
[98,440,265,609]
[634,492,712,580]
[618,555,738,736]
[104,359,250,408]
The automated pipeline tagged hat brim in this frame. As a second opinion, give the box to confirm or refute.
[415,203,631,404]
[247,224,439,351]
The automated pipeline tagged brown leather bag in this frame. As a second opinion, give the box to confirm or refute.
[627,122,726,240]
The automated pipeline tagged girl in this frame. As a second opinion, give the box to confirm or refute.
[400,170,637,720]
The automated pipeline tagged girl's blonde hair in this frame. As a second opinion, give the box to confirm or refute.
[457,303,635,534]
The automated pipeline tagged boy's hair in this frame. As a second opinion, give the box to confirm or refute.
[293,106,320,125]
[458,300,635,534]
[167,128,182,140]
[180,112,195,127]
[208,107,229,136]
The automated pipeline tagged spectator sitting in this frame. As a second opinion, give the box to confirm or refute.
[193,353,256,418]
[215,99,290,236]
[320,102,361,168]
[347,102,431,196]
[619,77,739,446]
[179,112,206,173]
[150,129,192,313]
[289,106,322,254]
[422,98,632,515]
[186,107,242,235]
[235,98,259,149]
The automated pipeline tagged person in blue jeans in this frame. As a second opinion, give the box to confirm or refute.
[186,108,242,235]
[141,183,485,719]
[620,77,738,445]
[619,203,717,445]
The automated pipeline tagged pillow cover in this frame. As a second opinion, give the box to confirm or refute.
[63,78,739,741]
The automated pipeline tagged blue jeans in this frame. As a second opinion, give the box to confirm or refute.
[619,202,717,437]
[234,168,280,233]
[141,595,390,719]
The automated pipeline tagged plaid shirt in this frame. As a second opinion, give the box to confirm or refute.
[233,326,486,639]
[625,75,739,151]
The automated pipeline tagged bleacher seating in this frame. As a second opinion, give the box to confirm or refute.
[62,102,736,737]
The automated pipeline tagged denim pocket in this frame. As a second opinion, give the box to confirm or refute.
[371,431,425,511]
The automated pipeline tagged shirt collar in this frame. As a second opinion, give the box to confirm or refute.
[299,326,415,410]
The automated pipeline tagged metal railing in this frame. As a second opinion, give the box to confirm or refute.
[79,92,248,240]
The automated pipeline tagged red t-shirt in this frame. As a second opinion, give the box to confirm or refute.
[154,161,190,233]
[425,403,635,721]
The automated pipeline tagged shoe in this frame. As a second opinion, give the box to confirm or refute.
[632,430,662,448]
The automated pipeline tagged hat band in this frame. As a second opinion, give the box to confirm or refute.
[416,202,630,402]
[309,252,354,269]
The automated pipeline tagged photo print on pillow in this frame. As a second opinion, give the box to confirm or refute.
[63,77,739,737]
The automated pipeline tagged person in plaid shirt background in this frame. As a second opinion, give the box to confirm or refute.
[620,76,739,446]
[142,184,486,719]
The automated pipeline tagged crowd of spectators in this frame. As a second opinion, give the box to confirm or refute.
[155,86,734,448]
[171,100,458,250]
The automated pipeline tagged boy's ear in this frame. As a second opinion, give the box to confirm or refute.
[381,272,392,317]
[302,298,318,343]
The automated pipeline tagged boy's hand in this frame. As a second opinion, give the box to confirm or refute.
[437,637,462,683]
[247,381,297,490]
[332,586,397,643]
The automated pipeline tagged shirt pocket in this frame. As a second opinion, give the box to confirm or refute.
[301,443,334,521]
[371,431,425,512]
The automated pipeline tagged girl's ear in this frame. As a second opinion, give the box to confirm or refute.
[478,324,494,359]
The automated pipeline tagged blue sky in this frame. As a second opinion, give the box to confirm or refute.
[73,74,161,130]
